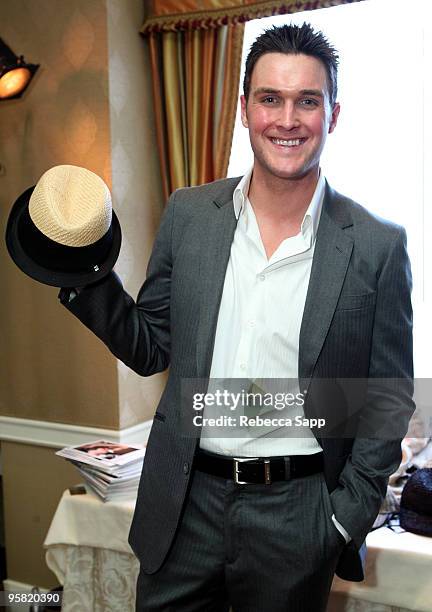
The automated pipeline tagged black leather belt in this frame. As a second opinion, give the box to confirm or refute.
[195,449,324,485]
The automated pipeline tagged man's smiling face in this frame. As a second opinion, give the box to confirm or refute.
[241,52,340,183]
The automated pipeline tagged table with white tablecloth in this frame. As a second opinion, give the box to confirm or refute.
[44,487,432,612]
[44,488,139,612]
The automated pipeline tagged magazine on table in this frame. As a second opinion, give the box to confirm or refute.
[56,440,146,474]
[56,440,146,500]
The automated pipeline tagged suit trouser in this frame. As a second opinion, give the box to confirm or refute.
[135,466,346,612]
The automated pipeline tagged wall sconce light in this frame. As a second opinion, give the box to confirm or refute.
[0,37,39,100]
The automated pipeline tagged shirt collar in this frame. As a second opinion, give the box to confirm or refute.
[233,167,252,219]
[302,171,325,241]
[233,167,325,242]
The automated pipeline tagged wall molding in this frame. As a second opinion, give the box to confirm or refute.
[0,416,152,449]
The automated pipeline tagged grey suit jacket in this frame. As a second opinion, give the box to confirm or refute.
[61,177,415,582]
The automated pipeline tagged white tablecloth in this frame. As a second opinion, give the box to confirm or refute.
[44,487,135,554]
[44,488,432,612]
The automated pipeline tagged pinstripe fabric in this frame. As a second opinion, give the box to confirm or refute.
[135,468,344,611]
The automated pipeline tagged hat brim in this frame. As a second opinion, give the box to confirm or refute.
[5,185,122,288]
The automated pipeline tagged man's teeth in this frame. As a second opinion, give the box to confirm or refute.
[272,138,302,146]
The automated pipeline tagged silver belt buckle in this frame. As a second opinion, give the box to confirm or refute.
[233,457,271,485]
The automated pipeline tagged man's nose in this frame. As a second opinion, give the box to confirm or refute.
[276,101,300,130]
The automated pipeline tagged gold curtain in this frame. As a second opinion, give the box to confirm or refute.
[142,0,365,197]
[148,25,244,198]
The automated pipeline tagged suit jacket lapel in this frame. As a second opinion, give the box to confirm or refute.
[196,186,239,378]
[299,183,354,388]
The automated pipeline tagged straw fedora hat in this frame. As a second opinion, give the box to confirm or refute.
[6,165,121,287]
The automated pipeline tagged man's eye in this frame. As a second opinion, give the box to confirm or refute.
[261,96,279,104]
[300,98,319,107]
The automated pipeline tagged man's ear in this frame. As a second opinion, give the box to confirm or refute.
[240,95,248,128]
[328,102,340,134]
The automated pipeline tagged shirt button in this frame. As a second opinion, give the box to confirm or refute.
[258,274,265,281]
[183,462,190,475]
[240,363,246,371]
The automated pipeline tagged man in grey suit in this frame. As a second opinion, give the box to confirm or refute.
[60,23,414,611]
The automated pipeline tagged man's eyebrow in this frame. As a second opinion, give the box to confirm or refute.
[253,87,281,96]
[252,87,324,98]
[300,89,324,98]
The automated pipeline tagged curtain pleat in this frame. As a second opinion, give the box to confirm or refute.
[148,34,170,199]
[177,34,189,182]
[199,30,217,184]
[162,33,186,191]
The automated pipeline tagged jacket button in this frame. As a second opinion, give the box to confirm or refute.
[183,462,190,475]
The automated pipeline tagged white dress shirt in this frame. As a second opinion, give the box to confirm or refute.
[200,167,324,457]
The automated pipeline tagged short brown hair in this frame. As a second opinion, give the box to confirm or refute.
[243,23,339,107]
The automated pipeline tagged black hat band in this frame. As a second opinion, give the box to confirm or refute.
[18,204,113,273]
